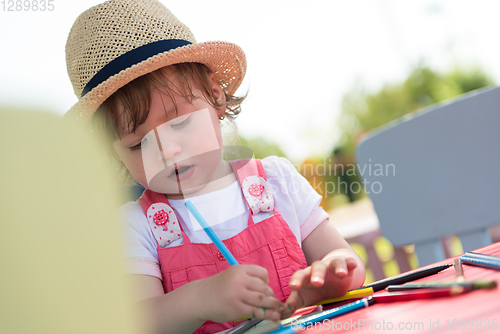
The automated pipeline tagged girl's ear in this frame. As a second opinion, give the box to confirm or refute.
[208,72,226,105]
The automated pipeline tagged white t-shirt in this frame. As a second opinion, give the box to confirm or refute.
[119,156,329,280]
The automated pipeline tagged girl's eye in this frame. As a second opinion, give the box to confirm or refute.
[171,116,191,129]
[130,138,147,151]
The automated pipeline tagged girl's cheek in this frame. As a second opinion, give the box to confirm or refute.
[195,128,222,152]
[190,110,223,151]
[123,155,146,183]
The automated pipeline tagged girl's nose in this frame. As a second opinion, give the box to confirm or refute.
[153,126,181,161]
[157,140,181,161]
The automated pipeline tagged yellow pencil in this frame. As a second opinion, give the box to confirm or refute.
[314,287,374,305]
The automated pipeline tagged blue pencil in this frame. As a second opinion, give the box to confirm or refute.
[266,298,374,334]
[460,255,500,271]
[185,200,239,266]
[465,252,500,262]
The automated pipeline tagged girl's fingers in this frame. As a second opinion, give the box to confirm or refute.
[309,261,328,287]
[245,275,277,297]
[247,306,281,321]
[290,257,359,290]
[244,264,270,285]
[239,292,282,320]
[282,290,303,319]
[290,261,329,289]
[345,257,358,270]
[328,258,349,278]
[289,267,312,290]
[242,290,282,311]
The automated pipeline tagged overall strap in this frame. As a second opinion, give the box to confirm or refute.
[229,159,274,216]
[228,159,267,183]
[137,188,168,213]
[137,189,189,247]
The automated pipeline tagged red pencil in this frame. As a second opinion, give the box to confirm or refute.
[373,286,470,303]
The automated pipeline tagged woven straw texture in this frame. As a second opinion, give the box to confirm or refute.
[65,0,246,122]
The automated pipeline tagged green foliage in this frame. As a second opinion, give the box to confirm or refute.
[337,64,495,149]
[325,63,495,207]
[239,136,287,160]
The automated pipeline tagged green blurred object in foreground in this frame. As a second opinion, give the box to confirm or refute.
[0,108,143,334]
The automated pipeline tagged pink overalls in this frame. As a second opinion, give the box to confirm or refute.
[137,159,308,334]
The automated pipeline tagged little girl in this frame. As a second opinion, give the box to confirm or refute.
[65,1,365,333]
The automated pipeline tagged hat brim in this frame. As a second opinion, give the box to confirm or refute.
[65,41,246,122]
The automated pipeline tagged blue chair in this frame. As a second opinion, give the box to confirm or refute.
[356,87,500,266]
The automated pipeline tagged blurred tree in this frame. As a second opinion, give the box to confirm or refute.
[337,63,495,149]
[326,63,495,207]
[239,136,288,160]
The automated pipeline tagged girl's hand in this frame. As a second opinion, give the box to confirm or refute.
[196,265,283,323]
[281,256,358,319]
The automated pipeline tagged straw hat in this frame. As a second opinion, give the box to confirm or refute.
[65,0,246,122]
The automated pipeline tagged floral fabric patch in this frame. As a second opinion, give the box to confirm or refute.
[146,203,182,248]
[241,176,274,215]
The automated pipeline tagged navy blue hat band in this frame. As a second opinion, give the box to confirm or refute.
[81,39,192,97]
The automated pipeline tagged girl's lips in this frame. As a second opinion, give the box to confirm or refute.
[168,165,195,182]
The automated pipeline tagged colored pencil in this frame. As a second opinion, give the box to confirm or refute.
[225,318,263,334]
[266,298,374,334]
[373,287,470,302]
[386,281,497,292]
[355,263,452,292]
[402,280,497,289]
[465,252,500,262]
[461,255,500,271]
[314,287,373,305]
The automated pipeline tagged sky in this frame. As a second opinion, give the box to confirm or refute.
[1,0,499,163]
